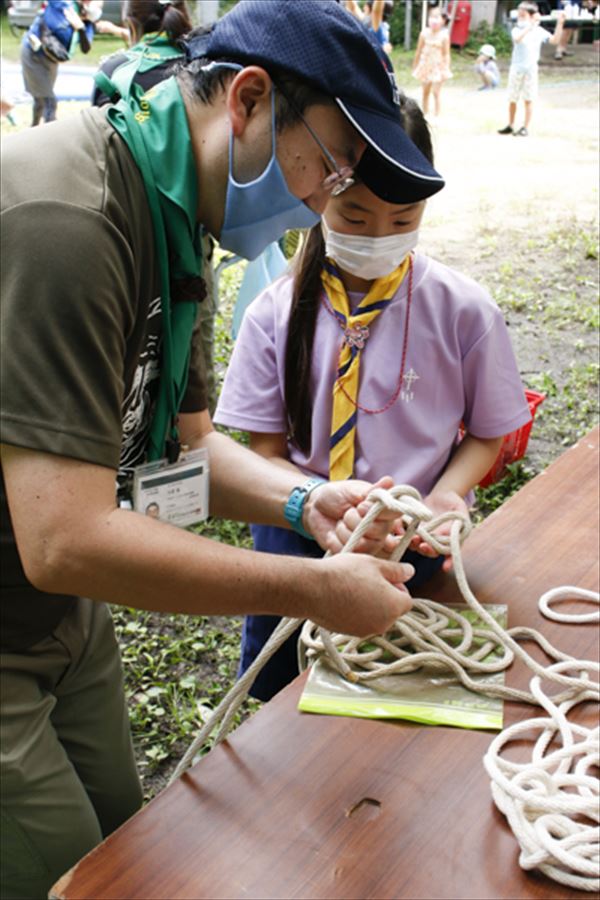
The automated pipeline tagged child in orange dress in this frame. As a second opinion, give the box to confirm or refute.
[412,5,452,117]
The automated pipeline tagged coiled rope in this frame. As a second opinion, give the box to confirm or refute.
[171,485,599,892]
[483,659,599,892]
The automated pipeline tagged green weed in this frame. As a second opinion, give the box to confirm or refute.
[112,605,260,798]
[475,461,536,520]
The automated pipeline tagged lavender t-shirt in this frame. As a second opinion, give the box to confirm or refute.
[214,254,531,496]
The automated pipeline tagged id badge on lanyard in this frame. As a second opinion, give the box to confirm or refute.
[132,448,209,528]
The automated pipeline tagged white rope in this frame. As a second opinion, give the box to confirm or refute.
[538,586,600,623]
[172,615,303,778]
[171,485,435,779]
[483,660,599,892]
[171,485,599,892]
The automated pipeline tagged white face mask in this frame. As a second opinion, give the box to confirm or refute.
[323,226,419,279]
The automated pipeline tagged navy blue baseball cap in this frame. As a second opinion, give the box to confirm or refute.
[185,0,444,203]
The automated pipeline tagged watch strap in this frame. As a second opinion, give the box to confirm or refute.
[283,477,326,540]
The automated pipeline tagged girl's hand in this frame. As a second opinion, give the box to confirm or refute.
[406,490,471,572]
[304,476,403,556]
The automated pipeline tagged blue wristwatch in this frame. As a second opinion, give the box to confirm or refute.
[284,477,326,540]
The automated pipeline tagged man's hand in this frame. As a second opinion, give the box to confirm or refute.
[312,554,414,636]
[407,490,471,572]
[303,476,402,555]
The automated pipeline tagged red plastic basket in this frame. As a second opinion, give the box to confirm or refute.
[477,390,546,488]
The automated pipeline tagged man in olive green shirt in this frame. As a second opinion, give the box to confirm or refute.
[1,3,445,896]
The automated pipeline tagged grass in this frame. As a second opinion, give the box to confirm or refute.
[111,604,260,799]
[475,461,537,519]
[463,218,599,483]
[488,223,600,330]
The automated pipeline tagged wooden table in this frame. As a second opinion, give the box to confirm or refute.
[52,430,599,900]
[539,14,600,42]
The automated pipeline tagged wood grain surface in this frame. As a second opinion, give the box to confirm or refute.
[51,429,599,900]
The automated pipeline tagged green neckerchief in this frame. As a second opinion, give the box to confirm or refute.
[127,33,184,69]
[94,33,185,101]
[106,76,203,462]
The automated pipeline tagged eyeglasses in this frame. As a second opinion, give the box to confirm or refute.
[275,84,355,197]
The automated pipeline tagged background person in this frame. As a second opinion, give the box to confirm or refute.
[21,0,99,126]
[475,43,501,90]
[554,0,582,58]
[214,95,531,702]
[498,1,566,136]
[412,5,452,118]
[91,0,193,106]
[363,0,393,53]
[343,0,393,52]
[1,3,445,896]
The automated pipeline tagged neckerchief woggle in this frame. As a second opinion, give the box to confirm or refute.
[105,75,203,462]
[322,256,410,480]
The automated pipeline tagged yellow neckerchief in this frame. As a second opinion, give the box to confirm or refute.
[321,256,410,480]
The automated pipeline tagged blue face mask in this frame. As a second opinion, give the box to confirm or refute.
[219,86,320,260]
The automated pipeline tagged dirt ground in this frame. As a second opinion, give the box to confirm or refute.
[405,45,599,470]
[420,52,599,241]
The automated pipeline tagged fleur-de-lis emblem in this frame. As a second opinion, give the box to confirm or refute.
[343,323,370,350]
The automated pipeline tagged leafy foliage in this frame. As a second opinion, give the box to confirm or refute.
[111,605,260,799]
[464,22,514,57]
[389,0,426,47]
[474,461,536,520]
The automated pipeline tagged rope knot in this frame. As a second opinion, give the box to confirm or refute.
[365,485,432,520]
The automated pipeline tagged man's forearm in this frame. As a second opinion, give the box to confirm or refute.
[54,504,323,619]
[1,443,415,638]
[0,442,306,616]
[197,429,308,527]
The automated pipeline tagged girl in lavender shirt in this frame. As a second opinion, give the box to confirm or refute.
[214,95,530,702]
